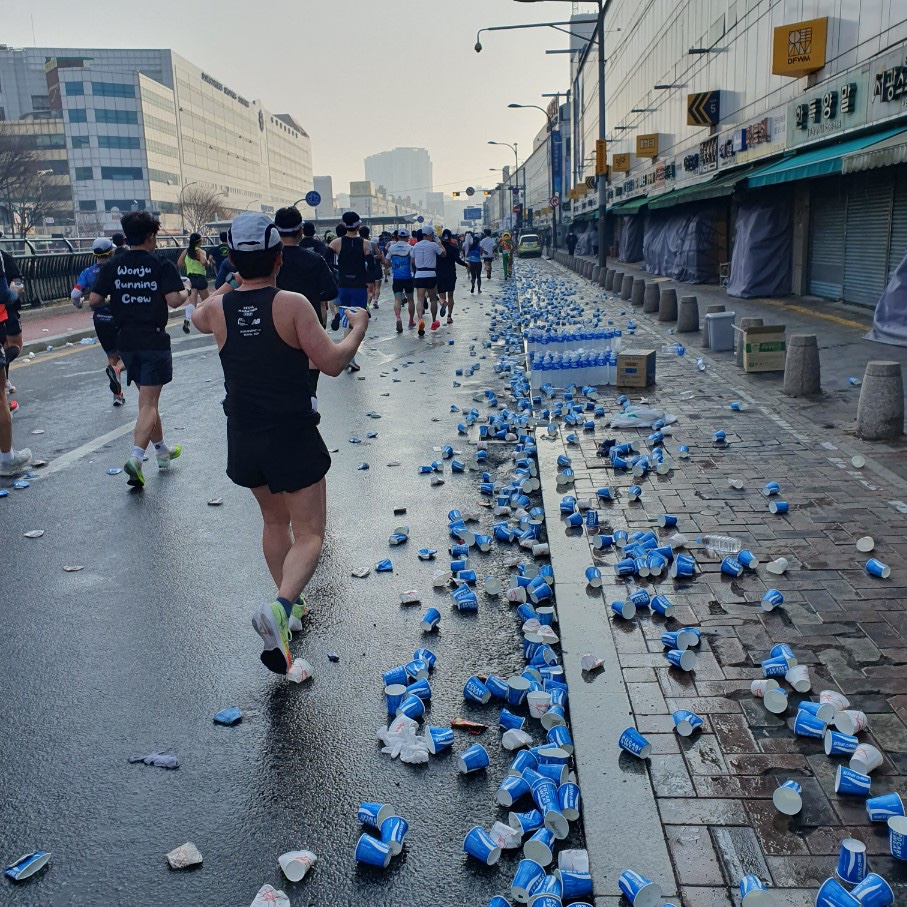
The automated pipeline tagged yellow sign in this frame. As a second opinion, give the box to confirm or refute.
[595,139,608,175]
[772,17,828,77]
[636,134,659,158]
[612,153,631,173]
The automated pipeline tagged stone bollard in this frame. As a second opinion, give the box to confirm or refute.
[604,269,615,291]
[702,303,726,346]
[630,278,646,307]
[643,282,660,314]
[592,266,601,284]
[611,271,624,295]
[621,274,634,300]
[598,267,608,287]
[735,317,763,368]
[857,361,905,440]
[586,261,595,280]
[658,287,678,322]
[676,295,699,333]
[783,334,821,397]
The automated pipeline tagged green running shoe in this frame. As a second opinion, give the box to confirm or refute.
[288,593,308,633]
[157,442,182,471]
[124,456,145,488]
[252,601,291,674]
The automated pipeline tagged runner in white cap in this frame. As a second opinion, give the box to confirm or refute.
[410,224,446,335]
[385,228,415,333]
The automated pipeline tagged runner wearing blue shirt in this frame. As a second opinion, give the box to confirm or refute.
[71,236,126,406]
[386,228,415,334]
[466,237,483,294]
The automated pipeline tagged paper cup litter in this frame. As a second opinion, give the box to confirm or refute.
[772,780,802,816]
[851,744,884,775]
[765,557,789,575]
[856,536,875,553]
[278,849,316,881]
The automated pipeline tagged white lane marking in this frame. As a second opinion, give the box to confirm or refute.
[42,342,214,477]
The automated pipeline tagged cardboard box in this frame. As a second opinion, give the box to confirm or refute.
[741,325,786,372]
[616,349,656,387]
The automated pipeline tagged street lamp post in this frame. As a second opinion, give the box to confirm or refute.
[515,0,609,270]
[488,140,520,233]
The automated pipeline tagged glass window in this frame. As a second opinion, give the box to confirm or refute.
[98,135,141,150]
[70,135,91,149]
[104,198,147,211]
[31,94,50,111]
[67,108,88,123]
[153,200,181,214]
[148,168,180,185]
[74,166,94,181]
[95,108,138,125]
[64,81,85,96]
[91,81,135,99]
[101,167,143,181]
[78,200,97,211]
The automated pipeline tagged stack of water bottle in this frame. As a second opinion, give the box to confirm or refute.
[524,326,623,356]
[528,348,619,389]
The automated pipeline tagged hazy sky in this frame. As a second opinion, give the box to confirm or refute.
[5,0,595,197]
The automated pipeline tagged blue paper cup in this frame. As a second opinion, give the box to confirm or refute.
[825,730,859,756]
[425,724,454,754]
[665,648,696,671]
[406,678,432,700]
[650,594,675,618]
[464,676,492,704]
[507,676,532,707]
[678,627,701,647]
[405,659,429,680]
[535,763,568,785]
[485,675,509,701]
[816,877,862,906]
[523,827,556,866]
[558,782,582,821]
[546,725,573,754]
[762,655,791,679]
[793,709,827,739]
[380,815,409,856]
[762,481,781,496]
[890,815,907,860]
[463,826,501,865]
[673,709,703,737]
[536,745,570,767]
[529,582,553,604]
[383,665,409,687]
[721,556,744,577]
[613,529,630,547]
[611,600,637,619]
[627,484,642,500]
[836,764,872,797]
[769,643,797,665]
[850,873,895,907]
[358,801,394,828]
[772,779,802,815]
[413,647,436,669]
[511,858,546,901]
[384,684,407,715]
[618,870,662,907]
[658,513,678,528]
[450,558,469,573]
[866,792,905,823]
[866,559,891,579]
[738,549,759,568]
[836,837,867,886]
[614,557,637,577]
[3,851,50,882]
[509,750,539,776]
[584,566,602,588]
[629,588,651,608]
[769,500,789,514]
[762,589,784,611]
[739,875,775,905]
[509,808,544,834]
[397,694,425,720]
[619,727,652,759]
[355,833,392,868]
[421,608,442,632]
[557,869,593,900]
[459,743,490,773]
[532,873,564,900]
[497,774,531,807]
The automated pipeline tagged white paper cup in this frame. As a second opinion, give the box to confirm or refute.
[507,586,528,603]
[527,690,552,719]
[835,709,868,736]
[278,849,316,882]
[532,543,550,558]
[856,536,875,553]
[432,570,452,588]
[557,849,590,873]
[287,658,314,683]
[502,728,533,750]
[785,664,811,693]
[820,689,851,712]
[851,455,866,469]
[484,576,503,596]
[751,679,780,698]
[766,557,789,575]
[850,744,883,774]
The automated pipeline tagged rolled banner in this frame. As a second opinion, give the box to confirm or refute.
[835,764,872,798]
[772,780,802,816]
[617,870,662,907]
[618,727,652,759]
[835,837,867,886]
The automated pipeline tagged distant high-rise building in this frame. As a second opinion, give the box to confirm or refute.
[425,192,445,217]
[313,176,334,214]
[364,148,432,208]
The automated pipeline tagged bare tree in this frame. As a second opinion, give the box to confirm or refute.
[180,184,227,233]
[76,210,107,237]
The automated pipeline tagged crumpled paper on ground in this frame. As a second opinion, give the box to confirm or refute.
[166,842,202,869]
[377,715,431,764]
[249,884,290,906]
[609,406,678,429]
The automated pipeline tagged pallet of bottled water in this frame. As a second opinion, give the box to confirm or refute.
[529,349,618,388]
[525,328,624,356]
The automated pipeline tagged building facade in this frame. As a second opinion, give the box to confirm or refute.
[364,147,432,209]
[0,46,313,235]
[313,175,335,215]
[564,1,907,307]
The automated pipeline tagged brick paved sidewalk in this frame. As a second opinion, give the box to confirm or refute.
[535,261,907,905]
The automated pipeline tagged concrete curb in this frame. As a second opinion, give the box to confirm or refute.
[537,436,678,901]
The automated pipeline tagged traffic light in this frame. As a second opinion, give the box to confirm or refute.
[452,192,462,197]
[483,190,491,196]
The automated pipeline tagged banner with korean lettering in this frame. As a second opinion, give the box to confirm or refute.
[551,130,563,195]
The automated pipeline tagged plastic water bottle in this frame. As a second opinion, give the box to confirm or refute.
[696,357,706,372]
[696,534,742,556]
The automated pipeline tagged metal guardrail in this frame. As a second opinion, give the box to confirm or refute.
[4,243,210,307]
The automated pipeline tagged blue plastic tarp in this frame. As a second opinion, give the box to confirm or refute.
[726,193,792,299]
[618,216,643,263]
[866,249,907,347]
[643,210,719,283]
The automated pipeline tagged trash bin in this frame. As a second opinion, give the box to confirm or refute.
[704,312,736,352]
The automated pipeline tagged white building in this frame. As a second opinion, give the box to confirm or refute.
[364,147,432,209]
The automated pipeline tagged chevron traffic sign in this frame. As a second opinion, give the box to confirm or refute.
[687,90,721,126]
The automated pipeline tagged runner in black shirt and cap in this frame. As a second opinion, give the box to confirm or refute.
[192,212,367,674]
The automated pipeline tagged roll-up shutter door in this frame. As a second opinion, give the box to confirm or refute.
[808,180,846,299]
[843,170,894,307]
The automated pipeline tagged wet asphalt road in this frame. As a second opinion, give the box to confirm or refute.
[1,273,582,906]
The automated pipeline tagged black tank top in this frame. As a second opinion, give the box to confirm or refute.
[337,235,367,288]
[219,286,314,430]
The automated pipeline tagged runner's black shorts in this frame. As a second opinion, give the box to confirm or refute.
[392,279,414,294]
[120,349,173,387]
[437,276,456,293]
[413,276,437,290]
[226,418,331,494]
[188,274,208,291]
[1,313,21,338]
[93,317,119,355]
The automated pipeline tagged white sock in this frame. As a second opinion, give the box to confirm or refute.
[153,440,168,453]
[131,445,146,460]
[0,450,13,463]
[185,303,195,319]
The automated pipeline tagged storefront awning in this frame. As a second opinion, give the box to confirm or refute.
[746,126,907,188]
[647,167,753,211]
[842,129,907,174]
[608,196,648,214]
